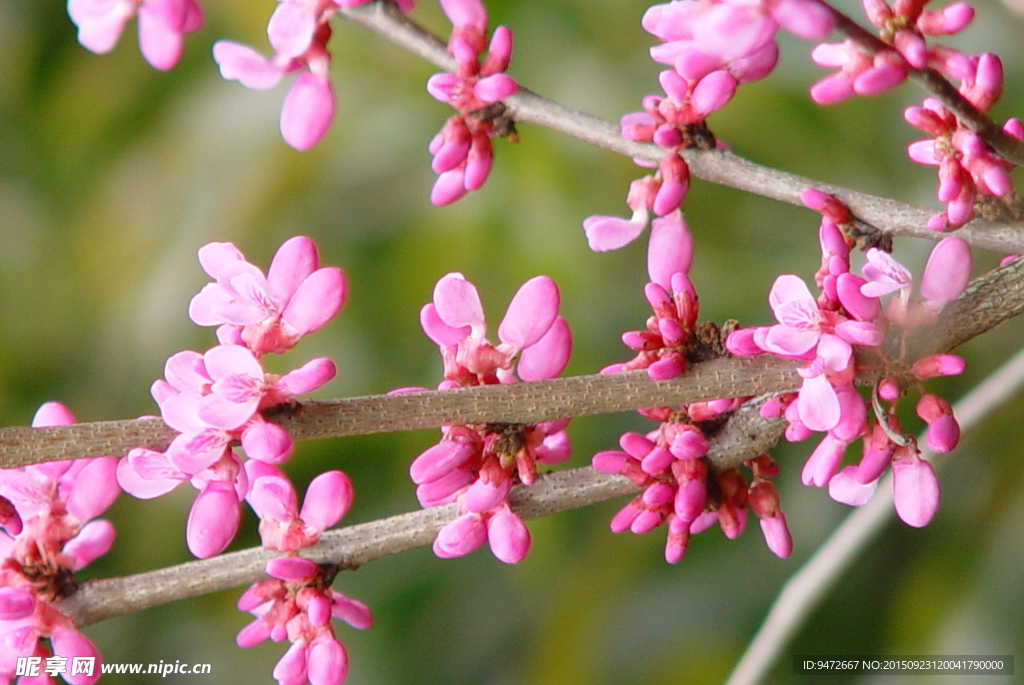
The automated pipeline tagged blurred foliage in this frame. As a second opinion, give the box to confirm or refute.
[1,0,1023,684]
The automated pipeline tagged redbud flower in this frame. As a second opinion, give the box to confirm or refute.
[426,1,518,204]
[0,403,118,682]
[412,273,571,563]
[189,236,347,356]
[68,0,203,71]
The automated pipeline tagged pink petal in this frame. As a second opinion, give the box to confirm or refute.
[473,73,518,103]
[66,457,120,522]
[267,236,320,305]
[487,508,531,563]
[431,167,469,205]
[277,357,337,396]
[241,420,294,463]
[434,513,487,558]
[300,471,353,531]
[762,325,820,357]
[137,1,185,71]
[247,472,298,522]
[892,456,940,527]
[50,628,102,684]
[117,448,186,499]
[280,266,348,338]
[281,73,335,150]
[267,555,318,581]
[64,519,116,570]
[410,440,477,484]
[647,213,693,289]
[517,316,572,381]
[759,512,793,558]
[772,0,834,39]
[797,374,841,432]
[463,475,512,513]
[691,70,736,115]
[433,273,485,331]
[498,276,560,350]
[828,466,877,505]
[273,641,309,683]
[0,587,35,620]
[920,236,971,308]
[267,1,317,57]
[213,41,287,89]
[187,481,241,558]
[582,211,648,251]
[307,634,348,685]
[420,303,471,346]
[32,401,76,427]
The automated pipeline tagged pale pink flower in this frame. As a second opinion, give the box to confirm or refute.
[68,0,203,70]
[189,237,347,356]
[246,461,353,552]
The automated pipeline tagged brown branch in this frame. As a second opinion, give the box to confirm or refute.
[58,401,782,628]
[4,258,1024,469]
[824,2,1024,166]
[335,1,1024,253]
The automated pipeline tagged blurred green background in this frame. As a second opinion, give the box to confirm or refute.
[1,0,1023,683]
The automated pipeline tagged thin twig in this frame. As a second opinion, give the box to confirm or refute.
[824,1,1024,166]
[4,256,1024,469]
[336,2,1024,253]
[58,392,782,627]
[723,344,1024,685]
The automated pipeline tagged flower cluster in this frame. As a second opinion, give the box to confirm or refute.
[408,273,572,562]
[237,557,371,685]
[117,237,347,558]
[583,0,834,251]
[213,0,413,150]
[905,60,1023,229]
[237,463,369,685]
[594,425,790,563]
[426,0,519,205]
[1,403,120,685]
[810,0,975,104]
[727,190,971,527]
[594,207,790,561]
[67,0,203,71]
[806,0,1021,230]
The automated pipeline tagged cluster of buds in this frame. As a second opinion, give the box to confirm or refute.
[427,0,519,205]
[810,0,975,104]
[237,464,369,685]
[595,204,789,561]
[594,414,790,563]
[1,403,120,684]
[408,273,572,562]
[213,0,413,150]
[905,60,1023,229]
[728,190,971,527]
[67,0,203,71]
[117,237,347,558]
[583,0,833,251]
[600,212,697,380]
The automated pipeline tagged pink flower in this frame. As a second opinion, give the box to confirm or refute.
[68,0,203,70]
[189,237,347,356]
[237,556,371,684]
[425,1,518,204]
[214,13,336,150]
[246,461,353,552]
